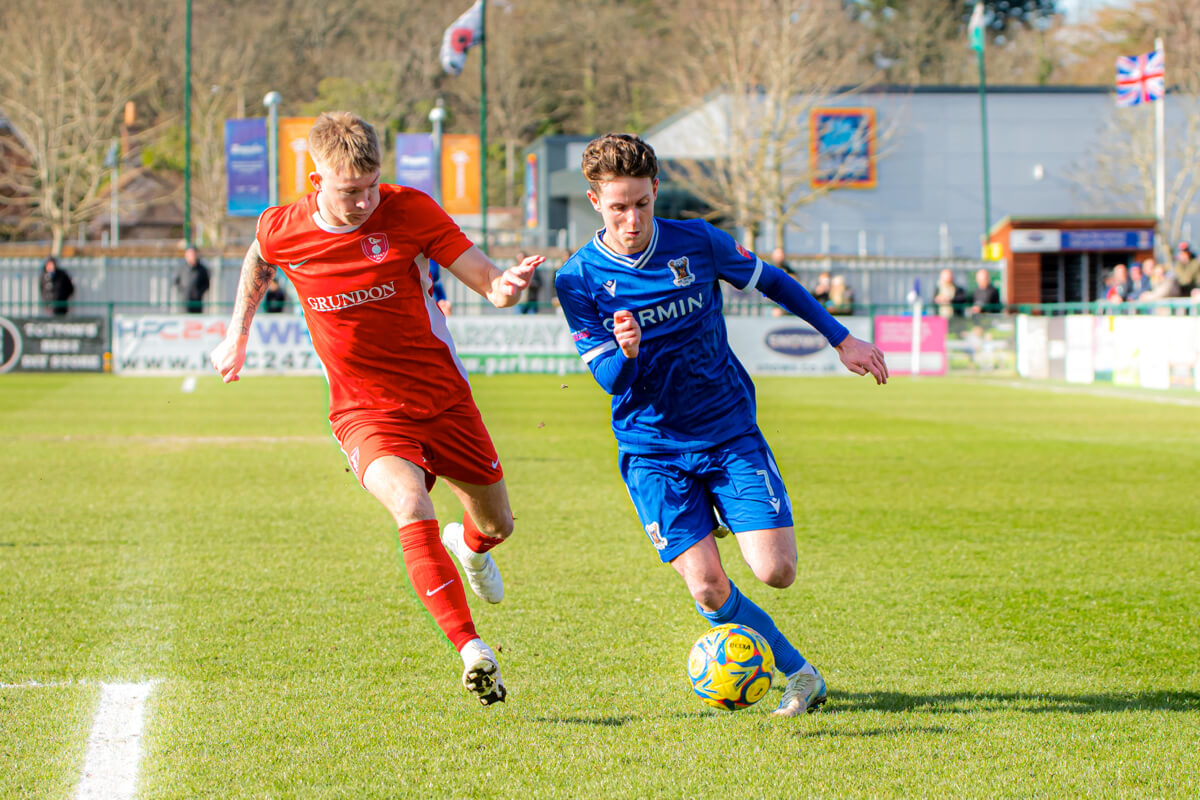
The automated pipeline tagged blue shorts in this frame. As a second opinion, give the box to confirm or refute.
[618,431,794,563]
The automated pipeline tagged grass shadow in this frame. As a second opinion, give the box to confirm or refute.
[826,690,1200,715]
[793,725,956,739]
[533,715,637,726]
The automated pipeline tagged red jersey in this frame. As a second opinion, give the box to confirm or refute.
[257,184,474,421]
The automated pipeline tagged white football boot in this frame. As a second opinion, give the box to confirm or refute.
[441,522,504,604]
[770,662,827,717]
[460,638,507,706]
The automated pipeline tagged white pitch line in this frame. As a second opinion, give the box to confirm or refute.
[76,681,157,800]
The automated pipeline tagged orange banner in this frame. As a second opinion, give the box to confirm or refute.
[440,134,481,214]
[277,117,318,205]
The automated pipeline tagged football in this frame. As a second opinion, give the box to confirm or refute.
[687,623,775,711]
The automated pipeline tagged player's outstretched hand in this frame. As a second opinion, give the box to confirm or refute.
[492,254,546,306]
[834,334,888,385]
[613,310,641,358]
[210,335,248,383]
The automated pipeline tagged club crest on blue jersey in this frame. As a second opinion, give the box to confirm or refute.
[668,256,695,287]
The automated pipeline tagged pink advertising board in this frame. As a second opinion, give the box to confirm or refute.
[874,315,948,375]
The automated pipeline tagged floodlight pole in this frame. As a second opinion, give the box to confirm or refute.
[430,98,446,205]
[184,0,193,246]
[264,92,282,208]
[975,28,992,244]
[479,0,489,254]
[105,139,120,247]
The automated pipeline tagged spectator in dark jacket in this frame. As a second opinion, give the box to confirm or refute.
[970,268,1002,315]
[40,256,74,317]
[176,247,210,314]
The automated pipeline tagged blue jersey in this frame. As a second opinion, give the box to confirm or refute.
[555,217,768,455]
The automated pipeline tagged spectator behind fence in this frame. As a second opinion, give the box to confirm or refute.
[1141,261,1182,304]
[970,268,1002,314]
[176,246,211,314]
[933,268,968,318]
[826,274,855,315]
[515,251,543,314]
[770,247,794,275]
[429,260,452,316]
[40,256,74,317]
[549,248,572,311]
[1127,263,1151,301]
[810,271,831,305]
[1104,264,1130,304]
[264,277,287,313]
[1174,241,1199,295]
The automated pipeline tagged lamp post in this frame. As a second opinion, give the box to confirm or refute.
[429,98,446,205]
[104,139,120,247]
[263,91,282,208]
[184,0,193,246]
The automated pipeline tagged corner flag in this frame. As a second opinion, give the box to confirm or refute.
[967,3,986,53]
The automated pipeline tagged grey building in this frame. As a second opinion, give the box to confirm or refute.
[524,86,1197,260]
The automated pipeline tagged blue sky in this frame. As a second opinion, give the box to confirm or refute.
[1057,0,1133,22]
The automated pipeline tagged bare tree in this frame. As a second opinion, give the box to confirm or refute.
[660,0,883,250]
[1065,0,1200,254]
[445,0,566,207]
[0,0,156,252]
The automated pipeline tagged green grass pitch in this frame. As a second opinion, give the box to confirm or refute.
[1,373,1198,798]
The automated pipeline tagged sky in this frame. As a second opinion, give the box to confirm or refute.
[1057,0,1134,23]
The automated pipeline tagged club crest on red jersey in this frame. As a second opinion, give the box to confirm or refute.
[361,234,389,263]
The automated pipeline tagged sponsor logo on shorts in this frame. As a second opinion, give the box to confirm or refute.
[645,521,667,550]
[308,281,396,312]
[348,446,360,476]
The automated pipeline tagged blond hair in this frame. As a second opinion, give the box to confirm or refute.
[581,133,658,193]
[308,111,381,176]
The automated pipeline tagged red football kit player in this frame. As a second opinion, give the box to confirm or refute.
[211,112,543,706]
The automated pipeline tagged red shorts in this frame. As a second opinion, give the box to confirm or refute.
[331,397,503,490]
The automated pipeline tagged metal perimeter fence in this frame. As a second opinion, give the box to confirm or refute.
[3,253,1197,321]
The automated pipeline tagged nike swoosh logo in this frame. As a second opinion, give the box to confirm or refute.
[426,579,454,596]
[287,259,310,269]
[490,459,500,470]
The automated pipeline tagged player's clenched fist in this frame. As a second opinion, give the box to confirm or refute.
[210,335,248,383]
[613,310,641,358]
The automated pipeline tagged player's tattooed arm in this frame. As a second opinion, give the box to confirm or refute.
[211,240,275,383]
[229,240,276,337]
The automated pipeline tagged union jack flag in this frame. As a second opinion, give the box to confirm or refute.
[1115,50,1165,107]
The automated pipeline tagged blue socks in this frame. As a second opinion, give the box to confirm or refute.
[697,580,807,676]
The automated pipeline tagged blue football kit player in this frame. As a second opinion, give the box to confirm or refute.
[555,134,888,717]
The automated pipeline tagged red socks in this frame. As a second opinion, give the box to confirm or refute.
[463,513,506,555]
[397,520,477,650]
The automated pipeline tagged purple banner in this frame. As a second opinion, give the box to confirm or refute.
[395,134,436,196]
[225,118,270,217]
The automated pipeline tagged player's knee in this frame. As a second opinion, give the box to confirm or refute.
[474,512,514,540]
[757,560,796,589]
[690,575,731,610]
[385,489,435,527]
